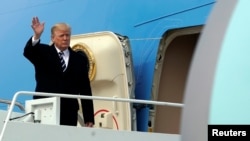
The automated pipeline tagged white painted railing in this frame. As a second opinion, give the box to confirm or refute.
[0,91,184,141]
[0,99,25,111]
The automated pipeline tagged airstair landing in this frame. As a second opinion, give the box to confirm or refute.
[0,91,182,141]
[0,119,180,141]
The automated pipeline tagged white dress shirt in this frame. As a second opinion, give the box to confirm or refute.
[55,47,69,68]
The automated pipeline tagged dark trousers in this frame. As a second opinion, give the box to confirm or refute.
[60,108,78,126]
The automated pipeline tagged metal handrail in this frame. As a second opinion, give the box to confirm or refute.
[0,99,25,111]
[0,91,184,141]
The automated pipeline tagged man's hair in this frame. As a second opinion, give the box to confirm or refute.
[51,23,71,35]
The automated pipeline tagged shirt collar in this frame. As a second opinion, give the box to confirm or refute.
[55,46,69,56]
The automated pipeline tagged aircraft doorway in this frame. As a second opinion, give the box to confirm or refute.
[151,26,202,134]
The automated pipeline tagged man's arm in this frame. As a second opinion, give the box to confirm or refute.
[79,55,95,127]
[23,17,45,63]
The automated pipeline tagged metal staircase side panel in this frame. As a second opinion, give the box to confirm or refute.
[1,121,180,141]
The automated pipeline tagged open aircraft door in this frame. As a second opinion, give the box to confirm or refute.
[151,26,202,134]
[70,31,135,131]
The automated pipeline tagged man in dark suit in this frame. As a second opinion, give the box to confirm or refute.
[23,16,95,127]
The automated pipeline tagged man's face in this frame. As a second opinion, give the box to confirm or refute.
[52,28,71,50]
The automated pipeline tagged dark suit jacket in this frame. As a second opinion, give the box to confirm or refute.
[23,37,94,124]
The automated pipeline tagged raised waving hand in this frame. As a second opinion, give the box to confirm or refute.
[31,17,45,40]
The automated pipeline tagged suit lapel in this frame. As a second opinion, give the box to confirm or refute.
[50,44,65,72]
[66,48,75,72]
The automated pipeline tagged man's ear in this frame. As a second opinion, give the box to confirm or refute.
[50,35,55,44]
